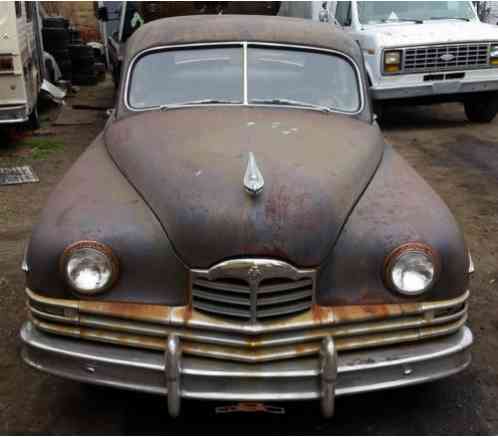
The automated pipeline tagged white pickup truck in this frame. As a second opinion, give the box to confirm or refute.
[280,1,498,122]
[333,1,498,122]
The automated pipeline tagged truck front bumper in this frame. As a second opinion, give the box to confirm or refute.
[371,78,498,101]
[21,322,472,417]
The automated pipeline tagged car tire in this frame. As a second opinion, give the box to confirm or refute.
[464,94,498,123]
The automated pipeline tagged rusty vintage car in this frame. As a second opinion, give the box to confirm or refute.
[20,15,473,418]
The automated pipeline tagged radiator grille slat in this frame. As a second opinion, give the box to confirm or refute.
[193,300,252,319]
[257,289,313,307]
[192,288,251,307]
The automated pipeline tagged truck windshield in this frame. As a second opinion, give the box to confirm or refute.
[128,44,361,113]
[357,1,476,24]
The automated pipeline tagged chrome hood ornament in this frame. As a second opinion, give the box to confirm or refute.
[244,152,264,196]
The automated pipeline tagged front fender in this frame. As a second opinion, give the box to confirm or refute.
[26,134,189,305]
[317,146,469,306]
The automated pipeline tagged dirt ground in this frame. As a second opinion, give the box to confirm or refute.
[1,79,497,434]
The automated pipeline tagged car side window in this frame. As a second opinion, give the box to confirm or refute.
[335,1,352,26]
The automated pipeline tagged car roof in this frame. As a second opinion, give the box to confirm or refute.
[124,14,361,60]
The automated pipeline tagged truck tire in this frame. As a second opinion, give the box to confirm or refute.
[43,16,69,29]
[26,106,40,131]
[464,94,498,123]
[69,44,94,60]
[373,101,384,123]
[42,28,70,47]
[73,73,98,86]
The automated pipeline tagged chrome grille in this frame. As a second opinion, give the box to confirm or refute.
[191,259,315,322]
[402,43,491,73]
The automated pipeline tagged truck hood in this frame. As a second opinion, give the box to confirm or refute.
[104,107,384,268]
[362,20,498,47]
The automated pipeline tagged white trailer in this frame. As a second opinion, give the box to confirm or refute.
[0,1,44,129]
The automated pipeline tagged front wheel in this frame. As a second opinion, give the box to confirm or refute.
[464,94,498,123]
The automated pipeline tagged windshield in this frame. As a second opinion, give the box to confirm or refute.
[128,46,243,108]
[247,47,360,112]
[357,1,476,24]
[128,44,361,113]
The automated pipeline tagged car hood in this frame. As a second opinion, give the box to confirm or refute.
[362,20,498,47]
[105,107,384,268]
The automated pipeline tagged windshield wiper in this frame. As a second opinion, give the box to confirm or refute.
[251,98,332,113]
[427,17,470,21]
[381,18,423,24]
[160,99,240,111]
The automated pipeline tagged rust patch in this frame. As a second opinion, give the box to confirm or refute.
[311,304,333,323]
[78,300,172,323]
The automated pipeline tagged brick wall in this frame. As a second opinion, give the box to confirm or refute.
[41,1,101,41]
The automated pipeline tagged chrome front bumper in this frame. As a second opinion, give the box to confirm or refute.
[21,321,472,417]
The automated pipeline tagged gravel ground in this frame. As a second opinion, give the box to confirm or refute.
[0,80,497,434]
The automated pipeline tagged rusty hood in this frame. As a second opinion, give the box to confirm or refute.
[104,107,384,268]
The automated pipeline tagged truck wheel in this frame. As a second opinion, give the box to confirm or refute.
[464,94,498,123]
[373,101,384,123]
[27,106,40,131]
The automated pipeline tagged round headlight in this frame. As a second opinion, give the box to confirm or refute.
[61,241,118,295]
[384,243,439,296]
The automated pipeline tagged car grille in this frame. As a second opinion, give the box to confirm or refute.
[191,277,314,321]
[190,260,315,322]
[402,43,491,73]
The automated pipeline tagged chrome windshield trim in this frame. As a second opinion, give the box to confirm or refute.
[123,41,365,116]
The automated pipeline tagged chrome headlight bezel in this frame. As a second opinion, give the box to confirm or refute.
[384,243,440,296]
[60,241,119,295]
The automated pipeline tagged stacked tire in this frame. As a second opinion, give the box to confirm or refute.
[42,17,72,81]
[69,44,97,86]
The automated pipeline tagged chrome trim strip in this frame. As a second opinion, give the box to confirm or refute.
[123,41,365,116]
[468,252,475,274]
[28,310,468,363]
[26,288,470,335]
[242,41,248,105]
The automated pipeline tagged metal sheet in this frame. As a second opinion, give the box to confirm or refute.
[0,166,39,185]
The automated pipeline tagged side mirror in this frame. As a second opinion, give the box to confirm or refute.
[96,6,109,22]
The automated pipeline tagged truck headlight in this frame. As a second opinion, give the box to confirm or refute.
[384,243,439,296]
[61,241,119,295]
[384,50,402,74]
[490,45,498,65]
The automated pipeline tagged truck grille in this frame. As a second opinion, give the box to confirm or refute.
[402,43,491,73]
[190,259,315,322]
